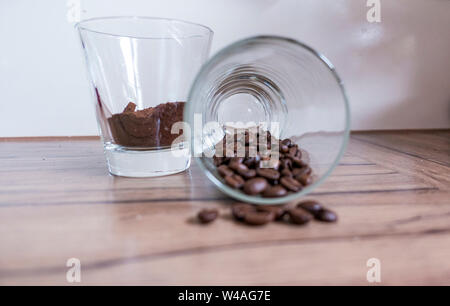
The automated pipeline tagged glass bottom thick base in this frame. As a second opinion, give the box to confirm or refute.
[104,143,191,177]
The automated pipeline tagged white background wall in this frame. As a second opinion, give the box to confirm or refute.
[1,0,449,137]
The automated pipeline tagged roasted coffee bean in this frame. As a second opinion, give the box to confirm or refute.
[281,168,293,178]
[244,210,274,225]
[197,209,219,224]
[225,174,245,189]
[257,205,286,220]
[292,166,311,176]
[243,156,256,168]
[280,176,302,192]
[217,165,234,177]
[231,203,254,220]
[316,208,338,222]
[280,144,289,153]
[281,138,291,146]
[288,146,298,157]
[262,185,288,198]
[233,162,249,174]
[256,168,280,180]
[243,177,269,195]
[238,168,257,179]
[297,200,322,215]
[230,156,244,164]
[213,156,223,167]
[228,161,243,171]
[280,158,292,170]
[296,173,313,186]
[287,208,312,225]
[292,158,307,168]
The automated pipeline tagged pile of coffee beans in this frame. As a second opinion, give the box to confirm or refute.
[213,130,313,198]
[196,200,337,226]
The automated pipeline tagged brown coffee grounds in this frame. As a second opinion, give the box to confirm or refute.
[108,101,185,148]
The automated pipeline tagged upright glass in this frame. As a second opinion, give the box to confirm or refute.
[77,17,213,177]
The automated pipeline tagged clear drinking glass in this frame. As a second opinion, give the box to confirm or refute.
[76,17,213,177]
[185,36,350,204]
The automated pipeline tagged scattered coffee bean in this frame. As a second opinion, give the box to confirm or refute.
[243,177,269,195]
[281,138,291,146]
[262,185,288,198]
[280,158,292,170]
[231,203,254,220]
[213,156,223,167]
[288,146,298,157]
[280,176,302,192]
[296,173,313,186]
[257,205,286,220]
[212,129,315,199]
[225,174,245,189]
[244,210,274,225]
[281,168,293,178]
[217,165,233,177]
[297,200,322,215]
[287,208,313,225]
[238,168,257,179]
[256,168,280,180]
[316,208,338,222]
[292,166,311,177]
[197,209,218,224]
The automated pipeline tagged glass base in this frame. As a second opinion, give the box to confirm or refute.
[104,143,191,177]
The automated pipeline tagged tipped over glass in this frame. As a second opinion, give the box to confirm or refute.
[185,36,350,204]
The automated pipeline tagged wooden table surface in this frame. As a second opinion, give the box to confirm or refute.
[0,130,449,285]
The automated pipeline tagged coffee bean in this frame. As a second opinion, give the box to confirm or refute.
[262,185,288,198]
[281,168,293,177]
[197,209,218,224]
[292,166,311,176]
[280,176,302,192]
[218,165,233,177]
[280,144,289,153]
[244,210,274,225]
[228,159,244,171]
[243,177,269,195]
[288,146,298,157]
[287,208,312,225]
[231,203,254,220]
[280,158,292,170]
[281,138,291,146]
[230,157,244,164]
[256,168,280,180]
[213,156,223,167]
[238,168,257,179]
[233,162,249,174]
[296,173,313,186]
[297,200,322,215]
[243,156,259,168]
[225,174,245,189]
[257,205,286,220]
[316,208,338,222]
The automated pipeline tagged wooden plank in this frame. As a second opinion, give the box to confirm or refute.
[0,131,449,285]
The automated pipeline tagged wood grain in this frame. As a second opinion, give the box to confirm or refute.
[0,131,449,285]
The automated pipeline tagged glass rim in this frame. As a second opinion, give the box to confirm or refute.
[75,16,214,40]
[186,35,351,205]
